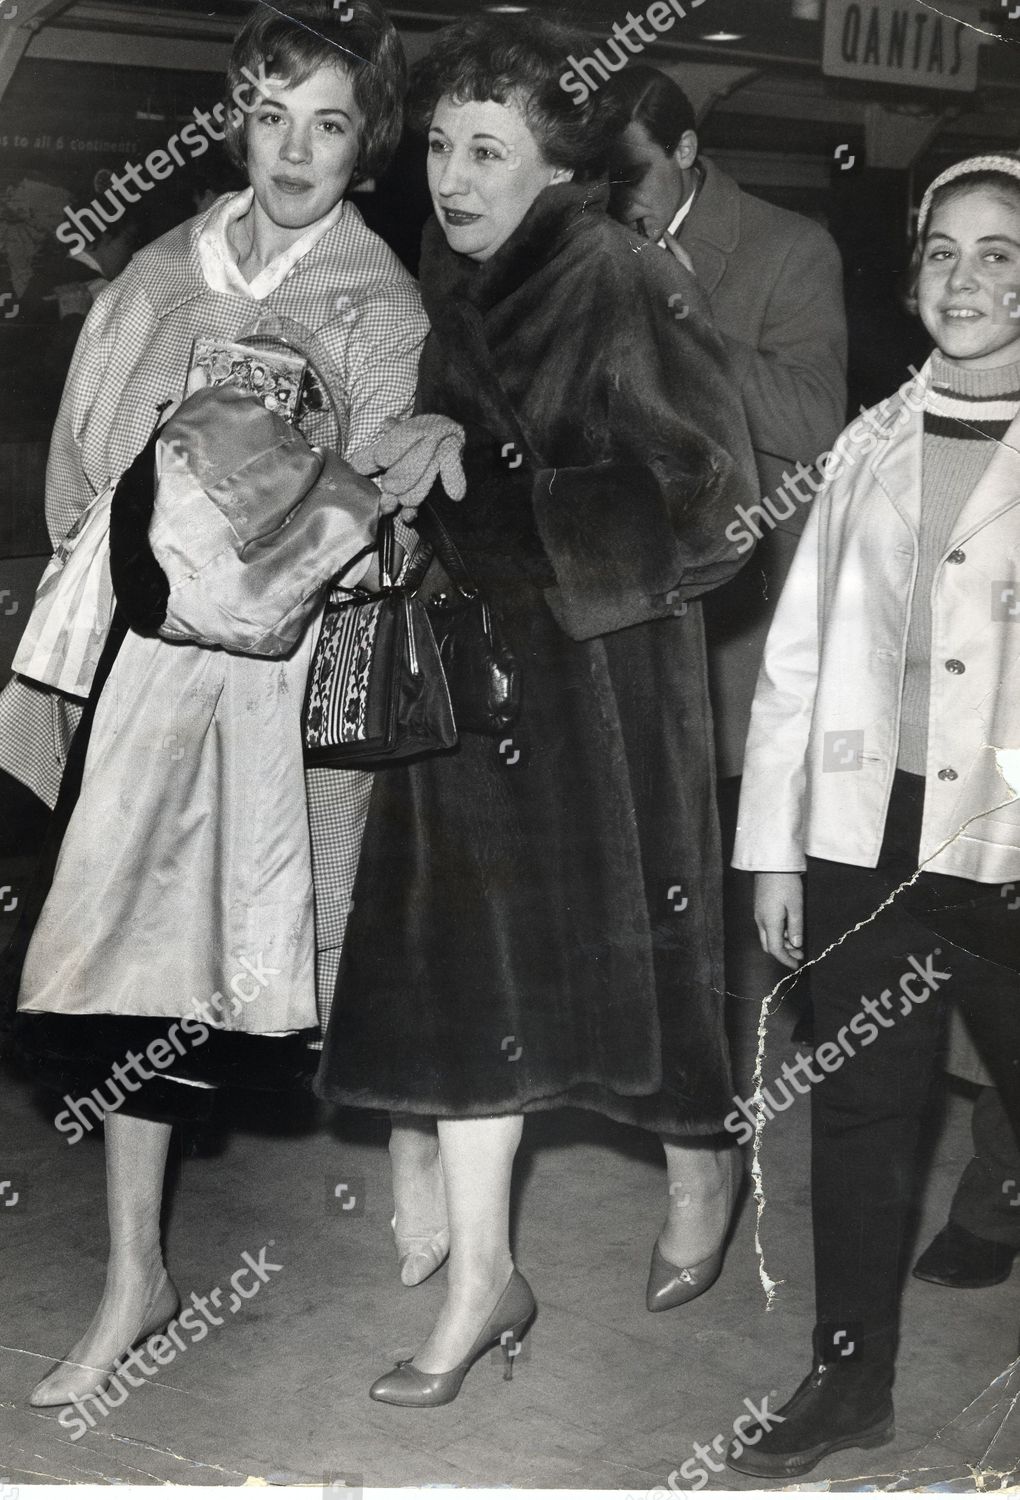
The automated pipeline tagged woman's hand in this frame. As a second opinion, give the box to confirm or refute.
[753,872,805,969]
[349,414,467,523]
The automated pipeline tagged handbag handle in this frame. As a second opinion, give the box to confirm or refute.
[415,500,479,600]
[378,511,398,590]
[334,512,406,595]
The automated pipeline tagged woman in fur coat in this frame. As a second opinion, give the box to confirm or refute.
[317,12,759,1405]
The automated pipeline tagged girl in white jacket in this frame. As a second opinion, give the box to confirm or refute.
[729,154,1020,1481]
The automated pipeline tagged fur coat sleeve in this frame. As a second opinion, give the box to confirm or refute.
[417,186,758,644]
[531,242,757,641]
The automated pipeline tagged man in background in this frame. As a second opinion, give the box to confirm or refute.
[607,65,847,784]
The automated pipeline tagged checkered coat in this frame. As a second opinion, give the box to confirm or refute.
[1,195,428,1023]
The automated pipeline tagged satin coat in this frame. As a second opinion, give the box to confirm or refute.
[152,387,377,656]
[0,193,426,809]
[317,183,758,1131]
[10,196,426,1032]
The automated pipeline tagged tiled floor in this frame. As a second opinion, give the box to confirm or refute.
[1,881,1018,1490]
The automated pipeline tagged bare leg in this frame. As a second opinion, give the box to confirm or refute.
[412,1114,522,1373]
[388,1113,449,1286]
[30,1112,179,1405]
[657,1137,736,1267]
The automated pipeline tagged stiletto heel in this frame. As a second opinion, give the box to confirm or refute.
[29,1276,181,1408]
[499,1321,527,1382]
[370,1268,536,1407]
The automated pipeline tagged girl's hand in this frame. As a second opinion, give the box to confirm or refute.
[753,872,805,969]
[349,414,466,522]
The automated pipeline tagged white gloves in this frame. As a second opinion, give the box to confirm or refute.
[350,413,467,522]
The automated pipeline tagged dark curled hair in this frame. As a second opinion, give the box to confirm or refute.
[903,168,1020,315]
[605,64,697,156]
[224,0,406,186]
[408,13,626,181]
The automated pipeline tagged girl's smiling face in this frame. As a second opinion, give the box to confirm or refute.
[918,185,1020,369]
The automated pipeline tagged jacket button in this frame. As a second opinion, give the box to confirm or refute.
[947,549,965,564]
[945,659,965,673]
[938,767,958,781]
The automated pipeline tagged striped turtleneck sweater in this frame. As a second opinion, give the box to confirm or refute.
[897,352,1020,774]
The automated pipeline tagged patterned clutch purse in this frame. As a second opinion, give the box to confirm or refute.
[186,337,308,422]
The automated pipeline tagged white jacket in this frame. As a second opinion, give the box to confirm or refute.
[734,362,1020,883]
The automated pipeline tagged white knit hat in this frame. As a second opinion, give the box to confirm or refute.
[918,153,1020,238]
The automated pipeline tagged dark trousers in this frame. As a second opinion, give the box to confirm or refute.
[806,771,1020,1358]
[950,1085,1020,1249]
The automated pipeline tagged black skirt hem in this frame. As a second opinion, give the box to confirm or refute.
[15,1012,319,1125]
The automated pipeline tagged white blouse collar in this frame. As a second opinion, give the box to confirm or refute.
[197,187,347,301]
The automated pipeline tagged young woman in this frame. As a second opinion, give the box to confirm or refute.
[317,12,759,1406]
[730,154,1020,1480]
[2,0,440,1409]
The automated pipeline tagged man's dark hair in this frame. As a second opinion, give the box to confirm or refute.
[606,64,697,156]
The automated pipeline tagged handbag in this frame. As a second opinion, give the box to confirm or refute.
[419,501,522,736]
[302,512,457,767]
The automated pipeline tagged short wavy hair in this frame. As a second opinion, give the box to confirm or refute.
[408,13,625,181]
[223,0,406,187]
[606,64,697,155]
[902,167,1020,315]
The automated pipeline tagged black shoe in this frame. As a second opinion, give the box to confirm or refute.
[725,1360,894,1480]
[912,1223,1016,1289]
